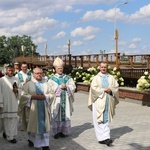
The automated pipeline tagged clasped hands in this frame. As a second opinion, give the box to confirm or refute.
[31,94,46,100]
[61,83,67,90]
[104,87,112,94]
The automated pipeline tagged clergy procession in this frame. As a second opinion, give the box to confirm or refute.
[1,57,147,150]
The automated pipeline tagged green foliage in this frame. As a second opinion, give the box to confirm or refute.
[0,35,39,64]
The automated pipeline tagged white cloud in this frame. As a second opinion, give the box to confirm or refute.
[33,36,47,44]
[119,41,126,46]
[129,43,137,49]
[72,41,83,46]
[132,37,141,43]
[71,26,99,37]
[81,8,128,22]
[64,5,73,12]
[83,35,95,41]
[53,31,66,39]
[74,9,82,13]
[128,4,150,24]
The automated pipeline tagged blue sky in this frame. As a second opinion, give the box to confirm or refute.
[0,0,149,56]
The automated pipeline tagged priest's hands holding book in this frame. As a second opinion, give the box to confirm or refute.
[0,107,3,112]
[13,82,18,94]
[31,94,46,100]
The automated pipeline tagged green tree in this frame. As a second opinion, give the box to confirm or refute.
[0,35,39,64]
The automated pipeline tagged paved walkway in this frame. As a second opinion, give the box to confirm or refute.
[0,91,150,150]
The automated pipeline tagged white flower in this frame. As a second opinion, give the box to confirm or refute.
[140,76,145,79]
[120,82,124,86]
[144,71,149,75]
[113,67,117,71]
[117,71,120,76]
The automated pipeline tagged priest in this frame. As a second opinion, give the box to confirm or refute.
[0,65,22,143]
[48,57,76,139]
[19,67,54,150]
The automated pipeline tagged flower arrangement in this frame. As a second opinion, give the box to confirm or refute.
[136,71,150,92]
[68,66,84,83]
[47,69,55,79]
[69,66,124,86]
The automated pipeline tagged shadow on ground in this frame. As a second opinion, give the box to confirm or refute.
[111,126,133,140]
[129,143,150,150]
[50,122,94,150]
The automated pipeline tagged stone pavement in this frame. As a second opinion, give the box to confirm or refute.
[0,91,150,150]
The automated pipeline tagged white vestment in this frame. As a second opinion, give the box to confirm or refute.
[19,78,54,148]
[88,72,119,142]
[15,70,33,85]
[48,74,76,135]
[0,75,22,140]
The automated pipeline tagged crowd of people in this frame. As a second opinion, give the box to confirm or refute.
[0,58,119,149]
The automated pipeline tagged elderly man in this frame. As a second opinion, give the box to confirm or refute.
[48,57,76,139]
[0,65,22,143]
[19,67,54,150]
[88,62,119,146]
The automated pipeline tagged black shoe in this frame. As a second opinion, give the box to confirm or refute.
[42,146,50,150]
[54,133,59,139]
[28,140,34,147]
[9,139,17,144]
[99,139,113,146]
[3,132,6,139]
[59,132,66,138]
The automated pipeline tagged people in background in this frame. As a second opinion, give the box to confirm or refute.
[13,62,20,75]
[19,67,54,150]
[0,65,22,144]
[42,70,48,82]
[48,57,76,139]
[15,61,32,85]
[88,62,119,147]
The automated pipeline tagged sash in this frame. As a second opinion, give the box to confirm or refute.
[17,72,32,82]
[51,75,70,121]
[101,75,109,124]
[35,82,45,134]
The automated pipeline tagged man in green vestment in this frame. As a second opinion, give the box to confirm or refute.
[48,57,76,139]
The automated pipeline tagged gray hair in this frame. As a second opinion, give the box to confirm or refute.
[33,67,43,73]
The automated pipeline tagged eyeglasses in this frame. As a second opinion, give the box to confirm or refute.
[34,72,42,74]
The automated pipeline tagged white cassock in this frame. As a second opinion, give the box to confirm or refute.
[88,72,119,142]
[0,75,22,140]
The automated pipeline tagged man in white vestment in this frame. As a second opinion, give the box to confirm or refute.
[19,67,54,150]
[0,65,22,143]
[88,62,119,146]
[48,57,76,139]
[15,61,32,85]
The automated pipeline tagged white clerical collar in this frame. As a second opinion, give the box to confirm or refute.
[55,73,64,77]
[20,70,28,74]
[32,78,43,83]
[99,72,108,76]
